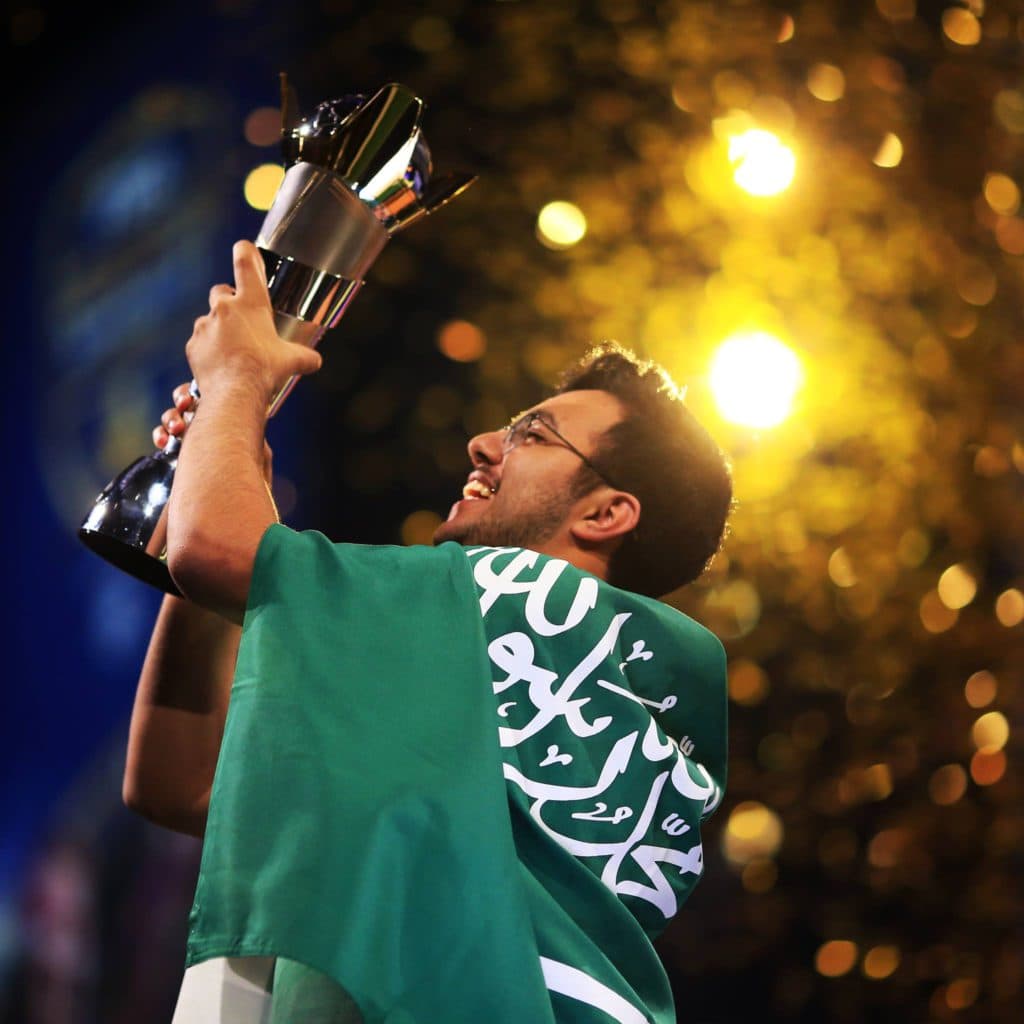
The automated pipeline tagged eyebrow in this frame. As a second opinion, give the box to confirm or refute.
[512,408,560,430]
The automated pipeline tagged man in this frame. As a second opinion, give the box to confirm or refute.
[125,240,733,1023]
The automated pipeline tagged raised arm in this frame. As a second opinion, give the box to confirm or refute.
[165,240,321,620]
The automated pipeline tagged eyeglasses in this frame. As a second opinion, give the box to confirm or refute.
[502,411,620,490]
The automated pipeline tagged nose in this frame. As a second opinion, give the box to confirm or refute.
[468,428,505,469]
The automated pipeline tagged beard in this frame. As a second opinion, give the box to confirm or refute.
[433,489,576,550]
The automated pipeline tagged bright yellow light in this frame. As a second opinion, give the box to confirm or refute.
[536,201,588,249]
[937,563,977,609]
[728,129,795,196]
[972,711,1009,753]
[710,332,802,428]
[873,133,904,168]
[244,163,285,210]
[722,801,783,865]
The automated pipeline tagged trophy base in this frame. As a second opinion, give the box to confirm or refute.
[78,527,181,596]
[78,445,182,597]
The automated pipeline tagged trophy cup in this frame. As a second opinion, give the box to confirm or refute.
[78,80,476,595]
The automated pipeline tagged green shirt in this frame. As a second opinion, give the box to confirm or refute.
[186,526,727,1023]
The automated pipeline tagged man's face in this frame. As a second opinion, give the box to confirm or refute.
[433,389,625,551]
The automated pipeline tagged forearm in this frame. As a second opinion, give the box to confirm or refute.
[166,375,278,621]
[123,594,242,836]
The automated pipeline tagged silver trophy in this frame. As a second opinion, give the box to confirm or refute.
[79,80,476,595]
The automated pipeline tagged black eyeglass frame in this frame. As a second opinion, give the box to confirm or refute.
[502,410,623,492]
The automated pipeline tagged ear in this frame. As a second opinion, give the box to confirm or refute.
[569,491,641,548]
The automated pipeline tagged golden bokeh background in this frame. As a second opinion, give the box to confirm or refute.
[274,3,1021,1019]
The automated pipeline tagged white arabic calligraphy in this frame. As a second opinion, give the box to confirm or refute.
[468,546,723,920]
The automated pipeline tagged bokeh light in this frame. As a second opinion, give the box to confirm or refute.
[727,129,796,196]
[728,659,770,705]
[983,173,1021,215]
[971,711,1009,753]
[876,0,916,23]
[243,106,282,147]
[919,591,958,633]
[941,8,981,46]
[437,319,487,362]
[536,201,588,249]
[936,564,977,609]
[964,670,997,708]
[815,940,858,978]
[710,332,801,428]
[873,132,904,168]
[994,588,1024,626]
[722,801,784,866]
[243,163,285,210]
[807,63,845,102]
[970,750,1006,786]
[944,977,979,1009]
[928,764,967,806]
[400,509,443,546]
[862,945,901,980]
[741,858,778,893]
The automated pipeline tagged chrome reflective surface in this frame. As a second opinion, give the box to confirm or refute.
[79,443,181,595]
[256,162,389,279]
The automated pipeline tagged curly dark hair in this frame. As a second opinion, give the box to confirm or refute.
[556,342,733,598]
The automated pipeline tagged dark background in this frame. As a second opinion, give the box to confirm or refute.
[2,1,1021,1021]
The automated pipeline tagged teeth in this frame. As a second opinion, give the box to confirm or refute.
[462,480,493,500]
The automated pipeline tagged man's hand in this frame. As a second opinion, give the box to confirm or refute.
[166,240,316,620]
[155,381,274,485]
[185,240,322,407]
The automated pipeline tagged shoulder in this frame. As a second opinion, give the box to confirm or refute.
[251,527,477,605]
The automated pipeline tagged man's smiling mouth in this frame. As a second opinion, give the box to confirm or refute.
[462,479,496,500]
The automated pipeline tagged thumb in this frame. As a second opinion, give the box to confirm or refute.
[284,341,323,377]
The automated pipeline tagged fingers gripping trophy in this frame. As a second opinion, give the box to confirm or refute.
[78,79,476,595]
